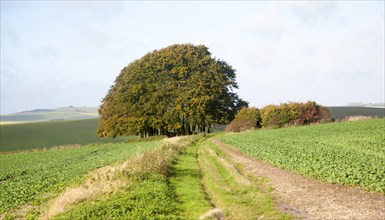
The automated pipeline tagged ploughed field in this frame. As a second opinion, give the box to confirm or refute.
[0,119,384,219]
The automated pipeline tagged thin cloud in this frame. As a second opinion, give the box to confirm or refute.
[238,10,287,40]
[287,1,337,24]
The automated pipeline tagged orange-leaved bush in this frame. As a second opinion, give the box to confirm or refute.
[225,107,261,132]
[260,101,332,128]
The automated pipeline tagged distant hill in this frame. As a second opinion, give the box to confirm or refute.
[346,102,385,108]
[328,106,385,120]
[0,106,99,124]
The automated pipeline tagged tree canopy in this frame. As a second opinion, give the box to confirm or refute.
[98,44,247,138]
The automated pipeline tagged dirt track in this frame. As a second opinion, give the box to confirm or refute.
[211,139,385,220]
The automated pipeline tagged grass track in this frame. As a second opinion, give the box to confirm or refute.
[198,138,290,220]
[169,138,213,219]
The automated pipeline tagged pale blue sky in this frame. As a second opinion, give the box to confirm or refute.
[1,1,384,114]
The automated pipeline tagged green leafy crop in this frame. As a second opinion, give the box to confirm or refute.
[0,141,158,214]
[221,119,385,193]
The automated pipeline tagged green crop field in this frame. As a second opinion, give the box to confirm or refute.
[0,119,136,152]
[0,141,159,215]
[2,119,384,219]
[221,119,385,193]
[0,135,290,219]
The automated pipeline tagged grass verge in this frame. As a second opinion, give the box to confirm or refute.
[54,175,179,220]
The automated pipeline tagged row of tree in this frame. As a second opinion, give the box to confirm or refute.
[98,44,247,138]
[226,101,332,132]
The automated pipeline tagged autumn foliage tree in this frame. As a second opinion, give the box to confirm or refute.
[98,44,247,138]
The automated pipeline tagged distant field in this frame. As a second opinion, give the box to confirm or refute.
[0,118,136,152]
[0,107,98,123]
[221,119,385,193]
[328,106,384,119]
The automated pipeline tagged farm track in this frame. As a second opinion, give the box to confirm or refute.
[211,138,385,220]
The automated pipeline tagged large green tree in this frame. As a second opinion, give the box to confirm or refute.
[98,44,247,138]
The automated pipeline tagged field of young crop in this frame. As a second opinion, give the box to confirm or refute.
[2,119,383,219]
[1,134,292,219]
[221,119,385,193]
[0,141,158,216]
[0,118,136,152]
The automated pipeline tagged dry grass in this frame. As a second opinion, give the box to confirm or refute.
[0,144,83,155]
[199,208,224,220]
[342,115,375,121]
[40,162,130,219]
[0,121,31,125]
[163,136,183,145]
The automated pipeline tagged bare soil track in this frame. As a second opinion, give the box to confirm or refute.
[211,139,385,220]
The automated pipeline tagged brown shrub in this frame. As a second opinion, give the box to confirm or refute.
[235,107,262,128]
[261,101,332,128]
[225,118,255,133]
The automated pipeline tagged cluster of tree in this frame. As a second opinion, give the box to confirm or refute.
[98,44,247,138]
[226,101,332,132]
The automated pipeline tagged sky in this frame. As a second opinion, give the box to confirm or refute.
[1,1,384,114]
